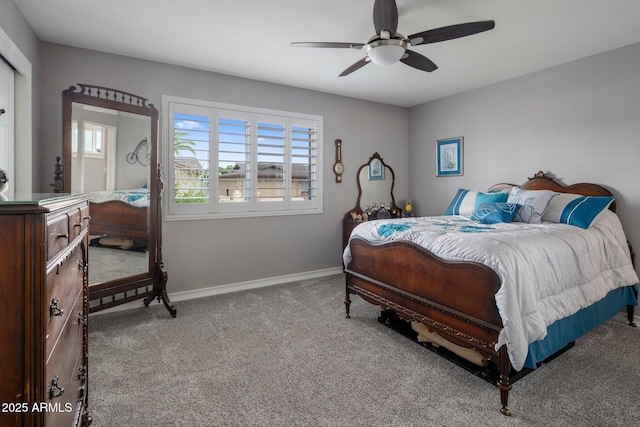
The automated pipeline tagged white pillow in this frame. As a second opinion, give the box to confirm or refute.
[507,187,556,224]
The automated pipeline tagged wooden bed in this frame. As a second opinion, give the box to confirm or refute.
[343,171,637,416]
[89,200,148,247]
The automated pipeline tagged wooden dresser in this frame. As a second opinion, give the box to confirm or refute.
[0,194,92,426]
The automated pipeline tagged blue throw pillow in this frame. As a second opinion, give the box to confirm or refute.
[476,191,509,206]
[543,193,613,229]
[471,202,521,224]
[445,189,508,217]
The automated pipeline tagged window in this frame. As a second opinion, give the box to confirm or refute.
[163,96,323,218]
[72,121,109,159]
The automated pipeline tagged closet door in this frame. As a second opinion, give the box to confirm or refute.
[0,57,14,198]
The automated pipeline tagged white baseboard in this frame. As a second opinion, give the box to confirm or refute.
[92,271,639,326]
[91,267,344,316]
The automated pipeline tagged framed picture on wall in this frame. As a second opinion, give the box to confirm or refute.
[436,137,463,176]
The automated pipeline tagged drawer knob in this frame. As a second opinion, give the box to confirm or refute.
[49,376,64,399]
[49,298,64,317]
[57,233,69,239]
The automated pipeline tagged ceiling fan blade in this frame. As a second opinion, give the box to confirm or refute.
[409,20,495,46]
[373,0,398,37]
[400,50,438,72]
[339,57,371,77]
[291,42,364,50]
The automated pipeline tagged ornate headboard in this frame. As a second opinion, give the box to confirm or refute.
[488,170,616,213]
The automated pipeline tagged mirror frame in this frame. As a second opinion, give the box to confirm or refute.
[62,83,176,317]
[350,152,401,217]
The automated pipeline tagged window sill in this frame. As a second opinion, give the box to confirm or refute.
[164,208,323,221]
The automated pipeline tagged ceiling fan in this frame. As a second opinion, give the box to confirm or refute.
[291,0,495,76]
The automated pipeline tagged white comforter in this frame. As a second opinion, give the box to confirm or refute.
[343,210,638,371]
[88,188,150,207]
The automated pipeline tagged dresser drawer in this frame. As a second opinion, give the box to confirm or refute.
[68,205,90,240]
[47,214,70,261]
[45,294,85,427]
[46,243,85,358]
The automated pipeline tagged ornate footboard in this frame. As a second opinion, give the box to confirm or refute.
[89,200,149,242]
[344,237,513,416]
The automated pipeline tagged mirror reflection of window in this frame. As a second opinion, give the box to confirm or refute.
[72,120,112,159]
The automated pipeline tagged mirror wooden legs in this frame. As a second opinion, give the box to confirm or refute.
[144,261,177,317]
[144,165,176,317]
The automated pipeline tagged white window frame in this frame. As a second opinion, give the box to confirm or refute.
[162,95,323,220]
[71,120,109,159]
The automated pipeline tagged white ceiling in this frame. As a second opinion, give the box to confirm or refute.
[15,0,640,107]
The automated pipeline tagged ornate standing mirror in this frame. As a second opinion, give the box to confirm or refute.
[342,152,401,248]
[61,84,176,316]
[352,152,400,216]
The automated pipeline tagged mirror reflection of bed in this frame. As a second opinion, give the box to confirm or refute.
[70,103,150,285]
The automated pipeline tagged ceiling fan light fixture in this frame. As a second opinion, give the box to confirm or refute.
[290,1,495,77]
[365,38,407,65]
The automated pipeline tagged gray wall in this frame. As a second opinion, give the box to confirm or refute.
[0,2,38,59]
[408,42,640,275]
[39,43,409,292]
[8,0,639,291]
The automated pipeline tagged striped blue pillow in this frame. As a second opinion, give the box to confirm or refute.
[445,189,508,217]
[543,194,613,229]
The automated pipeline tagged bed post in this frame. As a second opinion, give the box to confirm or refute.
[344,274,352,319]
[627,305,637,327]
[626,241,636,327]
[497,345,512,416]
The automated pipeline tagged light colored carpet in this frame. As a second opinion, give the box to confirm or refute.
[89,245,148,284]
[88,274,640,426]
